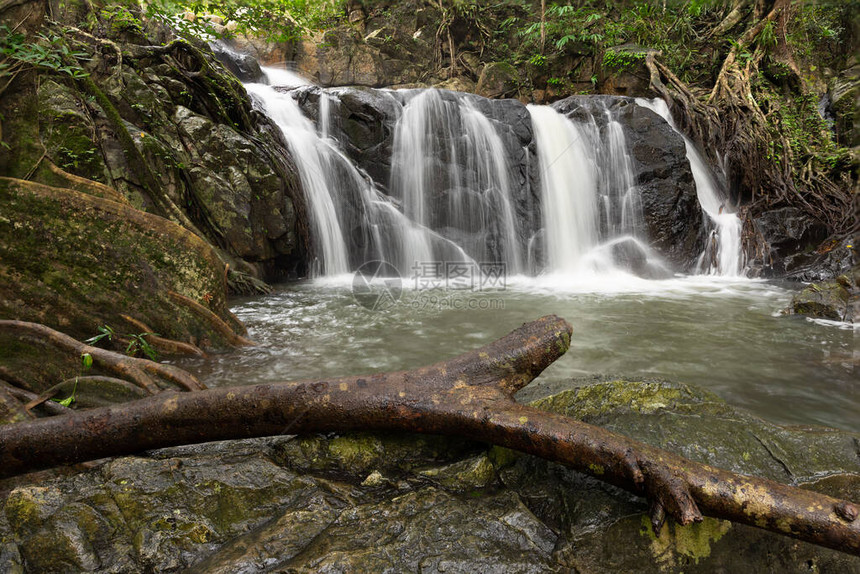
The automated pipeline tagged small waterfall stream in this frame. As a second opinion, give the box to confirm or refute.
[635,98,744,276]
[527,105,599,273]
[390,90,523,273]
[248,69,469,276]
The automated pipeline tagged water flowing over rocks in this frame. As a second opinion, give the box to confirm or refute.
[283,83,705,276]
[1,378,857,573]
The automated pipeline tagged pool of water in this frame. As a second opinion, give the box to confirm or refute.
[174,274,858,432]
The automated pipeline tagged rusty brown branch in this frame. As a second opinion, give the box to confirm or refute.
[0,316,857,554]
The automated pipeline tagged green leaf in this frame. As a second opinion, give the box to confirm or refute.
[57,396,74,407]
[81,352,93,371]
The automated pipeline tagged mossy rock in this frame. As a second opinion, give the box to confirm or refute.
[476,62,520,98]
[1,379,858,572]
[0,177,243,358]
[787,278,852,321]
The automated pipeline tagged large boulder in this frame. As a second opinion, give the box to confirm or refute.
[786,275,855,322]
[0,178,244,348]
[0,5,308,286]
[1,378,857,572]
[476,62,519,98]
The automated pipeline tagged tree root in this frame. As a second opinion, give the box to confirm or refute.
[644,0,852,235]
[167,291,255,347]
[120,314,206,357]
[0,320,206,394]
[1,382,70,416]
[0,316,857,554]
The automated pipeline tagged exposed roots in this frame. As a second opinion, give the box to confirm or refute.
[644,0,852,235]
[0,320,206,396]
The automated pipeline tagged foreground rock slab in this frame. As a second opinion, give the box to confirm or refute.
[1,378,857,572]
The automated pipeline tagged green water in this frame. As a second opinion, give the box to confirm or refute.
[175,275,858,432]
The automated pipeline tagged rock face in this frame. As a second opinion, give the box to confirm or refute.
[0,3,307,288]
[476,62,519,98]
[555,95,704,270]
[2,378,857,572]
[0,178,242,347]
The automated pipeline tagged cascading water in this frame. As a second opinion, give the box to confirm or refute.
[390,89,523,273]
[245,79,350,276]
[527,100,668,278]
[635,98,744,276]
[247,69,469,277]
[244,66,736,282]
[527,105,599,273]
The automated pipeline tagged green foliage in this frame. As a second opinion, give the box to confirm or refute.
[100,6,145,35]
[0,25,89,79]
[126,332,159,361]
[85,324,114,345]
[52,352,91,408]
[756,79,847,175]
[145,0,347,43]
[602,48,645,71]
[57,145,98,171]
[755,20,777,52]
[786,1,846,64]
[86,324,159,361]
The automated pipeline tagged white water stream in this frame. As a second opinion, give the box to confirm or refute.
[636,98,744,276]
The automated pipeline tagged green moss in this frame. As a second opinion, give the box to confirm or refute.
[328,435,384,468]
[530,379,714,420]
[640,514,732,566]
[4,487,63,537]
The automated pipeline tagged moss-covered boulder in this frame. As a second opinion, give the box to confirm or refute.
[0,2,307,286]
[0,177,244,353]
[786,275,853,321]
[1,378,858,572]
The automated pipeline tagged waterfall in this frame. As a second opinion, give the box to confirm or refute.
[635,98,744,276]
[244,67,736,283]
[390,89,523,274]
[245,80,350,276]
[527,105,599,273]
[247,69,470,277]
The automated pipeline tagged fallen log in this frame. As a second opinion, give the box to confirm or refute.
[0,315,857,554]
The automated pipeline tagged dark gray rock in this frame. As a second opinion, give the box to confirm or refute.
[750,206,835,279]
[210,41,264,83]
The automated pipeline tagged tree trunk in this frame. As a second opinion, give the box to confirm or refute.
[540,0,546,54]
[0,316,857,554]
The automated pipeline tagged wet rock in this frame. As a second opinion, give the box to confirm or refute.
[608,237,674,279]
[210,41,264,83]
[0,178,242,356]
[554,96,703,270]
[750,207,834,279]
[786,276,853,321]
[1,379,858,572]
[829,59,859,147]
